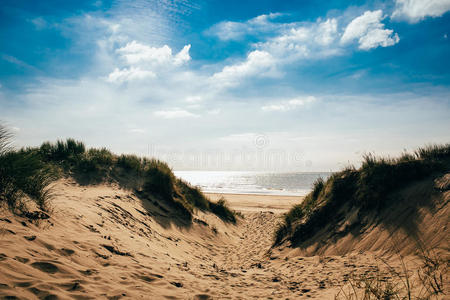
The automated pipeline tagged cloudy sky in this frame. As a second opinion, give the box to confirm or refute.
[1,0,449,171]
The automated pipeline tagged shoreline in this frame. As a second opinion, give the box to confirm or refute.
[204,192,304,213]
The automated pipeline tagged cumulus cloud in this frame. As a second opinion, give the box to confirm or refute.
[210,18,343,89]
[261,96,317,112]
[211,50,278,87]
[209,10,403,89]
[392,0,450,23]
[341,10,399,50]
[106,41,191,83]
[107,67,155,83]
[315,18,339,46]
[255,18,340,61]
[358,28,399,50]
[117,41,191,66]
[154,109,198,119]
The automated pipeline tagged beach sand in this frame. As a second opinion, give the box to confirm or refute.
[205,192,303,213]
[0,179,447,299]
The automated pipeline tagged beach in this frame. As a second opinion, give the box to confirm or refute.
[2,177,446,299]
[205,192,303,212]
[1,0,449,297]
[0,179,381,299]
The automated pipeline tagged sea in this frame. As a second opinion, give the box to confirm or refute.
[174,171,331,196]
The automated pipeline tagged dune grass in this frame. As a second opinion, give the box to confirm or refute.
[3,134,236,222]
[209,196,237,224]
[0,125,55,212]
[274,144,450,246]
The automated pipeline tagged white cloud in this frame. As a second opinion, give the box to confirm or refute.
[173,45,191,66]
[106,41,192,83]
[392,0,450,23]
[341,10,399,50]
[341,11,382,44]
[256,18,340,61]
[358,28,399,50]
[261,96,317,112]
[211,50,278,87]
[315,18,338,46]
[208,13,282,41]
[208,11,401,90]
[107,67,155,83]
[154,109,198,119]
[117,41,191,66]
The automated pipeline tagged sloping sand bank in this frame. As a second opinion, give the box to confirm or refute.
[0,179,447,299]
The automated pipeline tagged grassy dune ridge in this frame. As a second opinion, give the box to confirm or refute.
[274,144,450,246]
[0,125,235,223]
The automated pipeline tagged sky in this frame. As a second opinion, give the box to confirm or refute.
[1,0,449,171]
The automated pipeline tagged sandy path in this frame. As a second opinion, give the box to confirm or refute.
[193,208,384,299]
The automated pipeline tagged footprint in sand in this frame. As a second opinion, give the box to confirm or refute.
[58,280,83,291]
[14,281,33,288]
[23,235,36,241]
[193,295,213,300]
[28,286,58,299]
[14,256,30,263]
[30,261,59,274]
[58,248,75,256]
[170,281,183,288]
[137,275,159,282]
[79,269,98,276]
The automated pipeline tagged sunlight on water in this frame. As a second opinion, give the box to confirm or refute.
[174,171,331,196]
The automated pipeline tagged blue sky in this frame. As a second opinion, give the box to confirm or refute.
[1,0,449,171]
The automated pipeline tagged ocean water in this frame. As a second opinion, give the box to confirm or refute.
[174,171,331,196]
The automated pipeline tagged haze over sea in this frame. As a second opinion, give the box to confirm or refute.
[174,171,331,196]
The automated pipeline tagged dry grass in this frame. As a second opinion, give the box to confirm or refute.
[336,246,448,300]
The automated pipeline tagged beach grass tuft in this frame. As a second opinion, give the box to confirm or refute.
[209,196,237,224]
[0,124,56,212]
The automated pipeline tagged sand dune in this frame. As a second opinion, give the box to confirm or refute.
[0,178,448,299]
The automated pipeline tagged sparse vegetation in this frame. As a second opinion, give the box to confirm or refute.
[336,247,448,300]
[274,144,450,246]
[209,196,237,224]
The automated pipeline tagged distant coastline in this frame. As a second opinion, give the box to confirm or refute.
[174,171,332,196]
